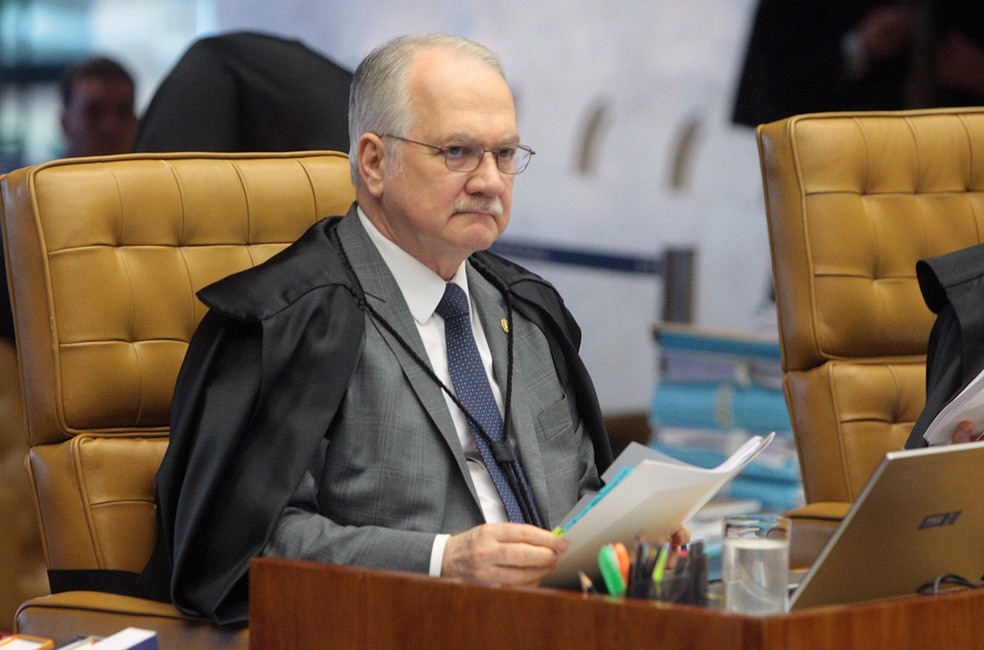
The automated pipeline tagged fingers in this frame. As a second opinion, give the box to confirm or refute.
[442,523,568,586]
[953,420,977,444]
[442,524,694,587]
[670,526,691,548]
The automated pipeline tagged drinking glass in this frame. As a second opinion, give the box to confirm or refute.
[722,514,790,615]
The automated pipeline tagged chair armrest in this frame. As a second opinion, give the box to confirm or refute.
[784,501,851,570]
[15,591,248,648]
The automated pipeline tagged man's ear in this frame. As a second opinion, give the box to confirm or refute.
[357,133,387,198]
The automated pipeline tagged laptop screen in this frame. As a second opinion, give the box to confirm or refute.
[789,441,984,610]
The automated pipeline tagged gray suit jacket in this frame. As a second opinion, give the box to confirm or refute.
[264,214,600,572]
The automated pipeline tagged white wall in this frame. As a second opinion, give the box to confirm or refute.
[210,0,773,413]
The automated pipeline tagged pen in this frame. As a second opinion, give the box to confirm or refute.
[577,570,597,595]
[689,541,708,606]
[640,543,657,577]
[638,544,659,598]
[653,542,670,598]
[629,539,650,598]
[668,547,691,604]
[652,542,670,585]
[597,544,626,597]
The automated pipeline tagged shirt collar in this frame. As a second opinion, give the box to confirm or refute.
[358,207,470,325]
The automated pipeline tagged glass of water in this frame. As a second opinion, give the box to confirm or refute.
[722,514,790,615]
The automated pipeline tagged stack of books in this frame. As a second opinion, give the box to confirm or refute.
[649,324,804,513]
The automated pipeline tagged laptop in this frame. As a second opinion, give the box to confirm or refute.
[788,441,984,611]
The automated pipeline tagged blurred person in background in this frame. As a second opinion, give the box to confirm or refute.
[59,55,138,158]
[732,1,984,128]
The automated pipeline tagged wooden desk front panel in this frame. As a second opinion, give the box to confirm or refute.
[249,557,984,649]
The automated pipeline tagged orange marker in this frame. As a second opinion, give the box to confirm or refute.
[613,542,631,585]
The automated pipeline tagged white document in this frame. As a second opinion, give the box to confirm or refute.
[542,432,775,588]
[91,628,158,650]
[923,366,984,445]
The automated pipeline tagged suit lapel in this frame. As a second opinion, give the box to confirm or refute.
[336,215,477,495]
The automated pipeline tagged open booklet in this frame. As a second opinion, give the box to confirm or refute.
[923,366,984,445]
[542,431,775,588]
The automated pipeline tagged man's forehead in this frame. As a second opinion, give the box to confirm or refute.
[409,46,508,94]
[408,51,515,131]
[74,77,132,97]
[434,131,521,146]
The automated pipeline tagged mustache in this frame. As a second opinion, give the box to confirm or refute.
[453,197,503,216]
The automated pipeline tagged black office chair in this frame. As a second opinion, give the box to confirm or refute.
[134,31,352,153]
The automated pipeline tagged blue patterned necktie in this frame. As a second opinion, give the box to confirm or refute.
[436,282,539,525]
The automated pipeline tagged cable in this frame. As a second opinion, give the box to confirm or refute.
[916,573,984,596]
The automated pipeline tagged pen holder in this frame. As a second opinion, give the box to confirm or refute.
[599,540,711,606]
[652,572,686,602]
[651,545,709,606]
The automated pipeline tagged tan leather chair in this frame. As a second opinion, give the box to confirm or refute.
[0,339,47,629]
[0,150,355,646]
[757,107,984,568]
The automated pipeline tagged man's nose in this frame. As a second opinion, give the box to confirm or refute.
[467,152,507,192]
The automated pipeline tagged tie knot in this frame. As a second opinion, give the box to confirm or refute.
[436,283,470,321]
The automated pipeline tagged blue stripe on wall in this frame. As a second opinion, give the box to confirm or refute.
[490,238,663,275]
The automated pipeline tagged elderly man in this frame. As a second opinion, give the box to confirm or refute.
[142,33,686,625]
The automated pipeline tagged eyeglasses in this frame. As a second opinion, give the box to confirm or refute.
[382,134,535,174]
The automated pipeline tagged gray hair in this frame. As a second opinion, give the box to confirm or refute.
[347,33,505,186]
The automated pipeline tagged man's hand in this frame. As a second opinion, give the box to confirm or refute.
[669,526,691,549]
[664,526,692,568]
[442,523,691,586]
[442,523,567,586]
[952,420,984,444]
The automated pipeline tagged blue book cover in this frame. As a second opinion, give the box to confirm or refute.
[655,324,781,360]
[726,476,805,510]
[649,381,792,432]
[654,324,783,389]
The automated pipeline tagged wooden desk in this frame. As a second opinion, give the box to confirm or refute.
[249,557,984,649]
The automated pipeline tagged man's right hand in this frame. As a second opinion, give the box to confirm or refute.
[441,523,568,587]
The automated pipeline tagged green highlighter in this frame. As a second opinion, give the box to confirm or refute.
[652,542,670,584]
[597,544,626,597]
[651,542,670,599]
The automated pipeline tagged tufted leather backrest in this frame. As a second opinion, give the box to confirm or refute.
[758,108,984,505]
[0,151,354,572]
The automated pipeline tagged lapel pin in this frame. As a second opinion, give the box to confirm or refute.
[500,318,510,333]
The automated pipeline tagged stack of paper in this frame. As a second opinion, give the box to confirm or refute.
[543,433,775,587]
[923,366,984,445]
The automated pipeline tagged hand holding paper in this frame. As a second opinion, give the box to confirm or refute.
[923,368,984,445]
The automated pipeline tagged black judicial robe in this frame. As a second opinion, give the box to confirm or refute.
[906,243,984,448]
[134,31,352,153]
[136,215,613,625]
